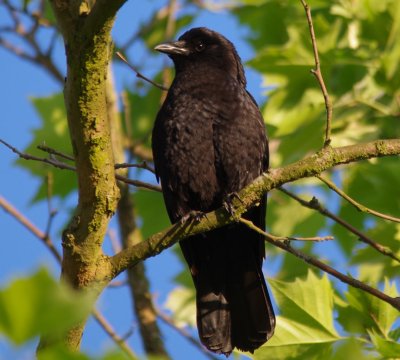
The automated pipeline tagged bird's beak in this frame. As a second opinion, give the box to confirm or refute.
[154,40,190,56]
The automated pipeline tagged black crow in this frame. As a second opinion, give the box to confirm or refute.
[152,27,275,355]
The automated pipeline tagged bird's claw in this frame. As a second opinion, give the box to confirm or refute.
[223,192,243,217]
[180,210,207,224]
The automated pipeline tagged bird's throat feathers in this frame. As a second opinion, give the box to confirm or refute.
[172,52,246,89]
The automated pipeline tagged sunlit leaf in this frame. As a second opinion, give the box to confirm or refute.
[336,279,399,337]
[328,338,375,360]
[368,330,400,358]
[253,271,341,359]
[164,286,196,328]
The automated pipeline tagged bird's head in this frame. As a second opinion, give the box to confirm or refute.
[155,27,246,86]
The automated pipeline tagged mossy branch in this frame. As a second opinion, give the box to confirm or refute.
[109,138,400,277]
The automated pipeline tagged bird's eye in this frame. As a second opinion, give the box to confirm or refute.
[195,41,205,52]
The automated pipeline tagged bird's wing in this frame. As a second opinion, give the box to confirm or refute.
[213,86,268,196]
[152,90,220,223]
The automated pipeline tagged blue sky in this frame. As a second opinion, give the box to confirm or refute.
[0,2,264,359]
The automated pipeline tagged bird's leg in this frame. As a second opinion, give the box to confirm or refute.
[180,210,208,224]
[223,192,243,218]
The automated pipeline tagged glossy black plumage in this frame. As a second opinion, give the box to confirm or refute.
[152,27,275,355]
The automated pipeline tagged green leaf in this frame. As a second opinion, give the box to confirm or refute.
[352,222,400,283]
[276,251,312,281]
[141,15,194,49]
[368,330,400,358]
[343,158,400,216]
[389,326,400,341]
[17,93,76,202]
[329,338,375,360]
[336,279,399,337]
[126,86,161,148]
[254,323,334,359]
[253,271,341,359]
[0,268,94,344]
[271,271,338,335]
[133,189,170,240]
[164,286,196,328]
[42,1,57,24]
[100,350,133,360]
[369,279,400,337]
[267,189,326,237]
[233,2,292,48]
[38,344,91,360]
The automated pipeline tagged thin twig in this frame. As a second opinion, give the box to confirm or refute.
[108,280,128,288]
[156,308,218,360]
[37,143,155,173]
[1,138,161,192]
[44,172,58,239]
[161,0,177,92]
[316,175,400,223]
[115,175,161,192]
[239,217,400,311]
[1,138,76,171]
[37,144,75,161]
[115,51,168,91]
[2,0,20,27]
[108,228,122,255]
[0,195,62,263]
[242,219,333,242]
[279,187,400,263]
[92,310,138,360]
[0,37,37,61]
[45,28,59,57]
[115,162,155,174]
[0,1,63,83]
[300,0,333,147]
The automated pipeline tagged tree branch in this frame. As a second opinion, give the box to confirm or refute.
[0,0,64,83]
[92,310,138,360]
[37,144,75,161]
[109,138,400,277]
[316,175,400,223]
[116,52,168,91]
[83,0,127,36]
[300,0,333,147]
[0,138,161,192]
[156,308,219,360]
[238,218,400,311]
[0,195,61,263]
[278,188,400,263]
